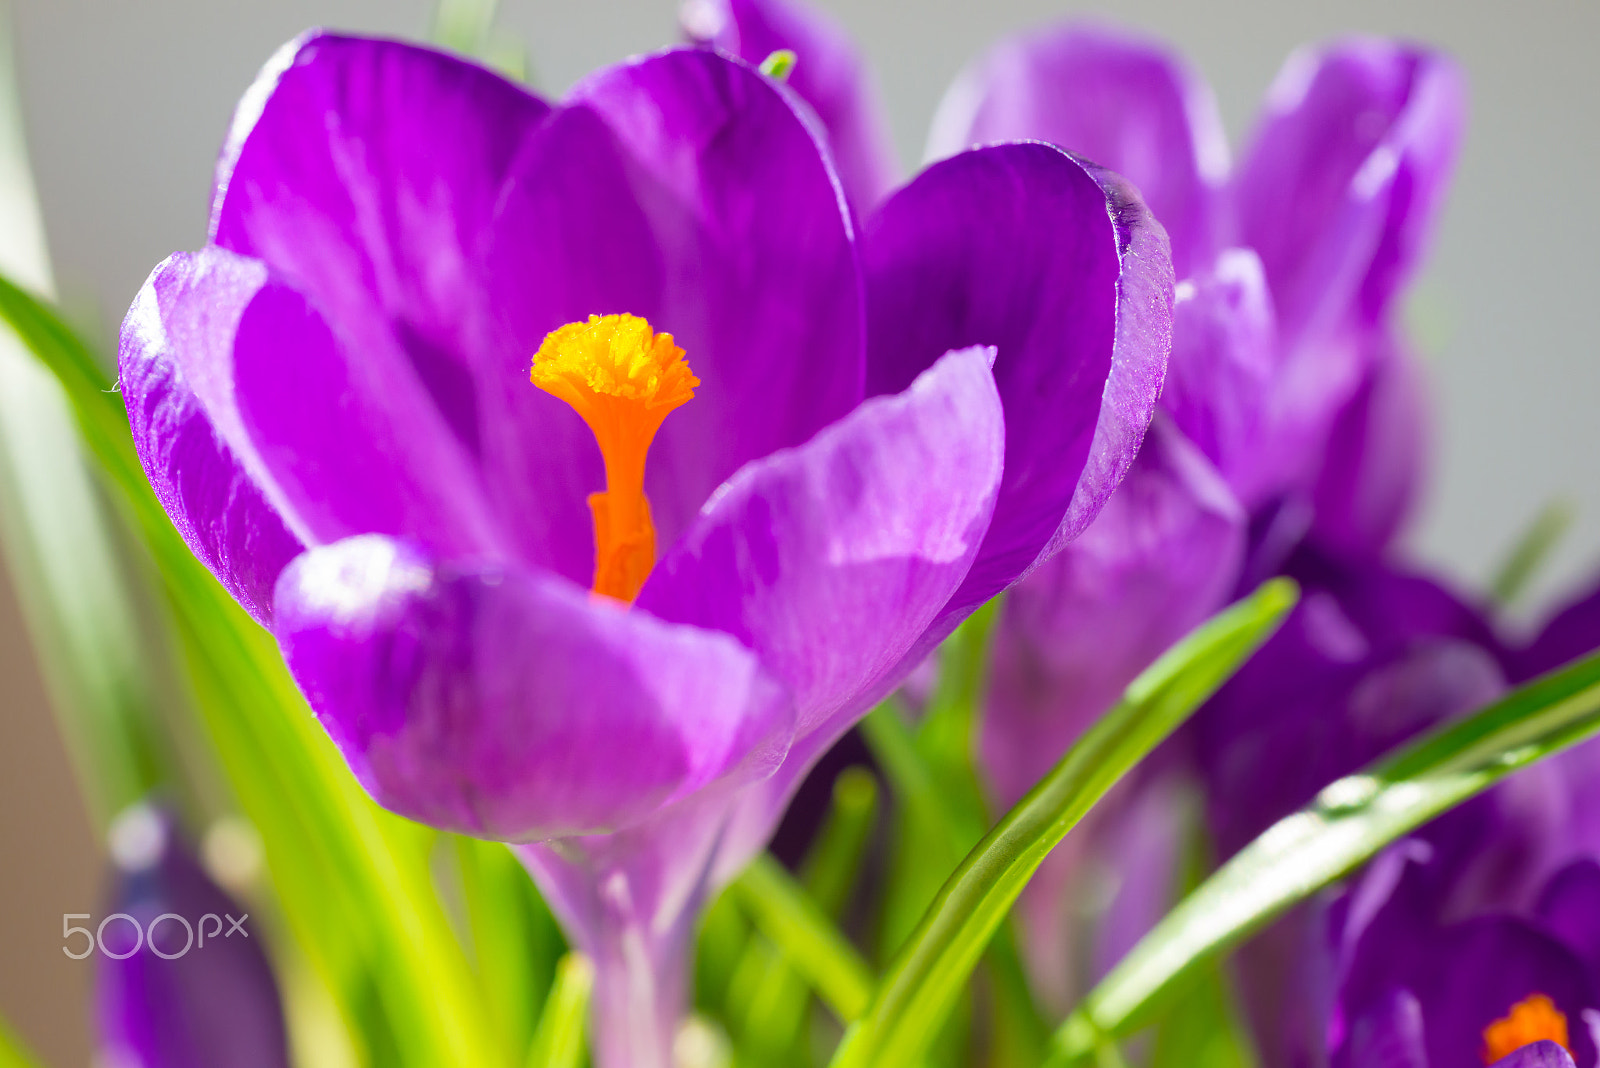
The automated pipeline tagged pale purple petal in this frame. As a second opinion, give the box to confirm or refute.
[1161,248,1280,507]
[211,31,551,457]
[1491,1043,1579,1068]
[231,273,509,560]
[517,789,736,1068]
[982,418,1244,809]
[1236,39,1465,344]
[681,0,898,209]
[639,346,1003,884]
[928,20,1228,277]
[862,141,1174,628]
[483,47,865,556]
[640,344,1003,741]
[1310,340,1431,559]
[119,249,304,624]
[272,535,793,841]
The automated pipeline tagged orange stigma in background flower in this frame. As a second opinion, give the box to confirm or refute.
[531,314,698,602]
[1482,993,1570,1064]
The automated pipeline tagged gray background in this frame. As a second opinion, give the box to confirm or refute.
[2,0,1596,1061]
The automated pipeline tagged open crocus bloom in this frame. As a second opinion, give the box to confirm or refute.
[120,31,1172,1064]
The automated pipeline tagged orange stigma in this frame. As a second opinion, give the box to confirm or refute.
[531,314,698,602]
[1482,993,1570,1064]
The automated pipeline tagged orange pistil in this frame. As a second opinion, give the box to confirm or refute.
[1482,993,1571,1064]
[530,314,698,602]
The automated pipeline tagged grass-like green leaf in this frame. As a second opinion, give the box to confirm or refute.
[0,7,165,821]
[0,1015,42,1068]
[1047,644,1600,1067]
[1491,496,1576,606]
[526,953,595,1068]
[0,271,501,1065]
[829,579,1298,1068]
[732,854,876,1024]
[730,766,878,1063]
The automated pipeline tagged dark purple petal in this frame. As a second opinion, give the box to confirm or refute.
[272,535,793,841]
[1161,248,1280,506]
[1199,550,1505,857]
[1310,340,1431,560]
[1514,580,1600,682]
[641,344,1002,741]
[1492,1042,1580,1068]
[681,0,898,210]
[119,249,304,625]
[1236,39,1465,344]
[862,141,1173,627]
[484,47,865,557]
[1337,988,1428,1068]
[1408,918,1596,1068]
[982,418,1244,809]
[1538,860,1600,982]
[928,20,1228,278]
[96,807,287,1068]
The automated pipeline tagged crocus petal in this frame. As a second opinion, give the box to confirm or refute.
[1236,39,1465,343]
[1409,918,1598,1068]
[982,417,1244,810]
[1338,988,1428,1068]
[1513,580,1600,682]
[96,807,288,1068]
[1537,860,1600,981]
[927,20,1228,278]
[681,0,898,210]
[1310,339,1431,560]
[1491,1042,1580,1068]
[484,47,865,555]
[862,141,1174,626]
[202,33,538,562]
[119,249,303,625]
[1200,549,1505,858]
[639,345,1003,884]
[640,344,1003,741]
[272,535,793,841]
[211,32,552,459]
[1161,247,1279,505]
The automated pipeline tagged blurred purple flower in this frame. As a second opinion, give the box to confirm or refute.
[96,806,286,1068]
[926,21,1465,558]
[1326,847,1600,1068]
[119,30,1172,1062]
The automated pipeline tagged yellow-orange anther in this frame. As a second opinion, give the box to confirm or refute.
[531,314,698,602]
[1482,993,1570,1064]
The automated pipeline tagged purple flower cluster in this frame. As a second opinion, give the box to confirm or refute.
[109,0,1600,1064]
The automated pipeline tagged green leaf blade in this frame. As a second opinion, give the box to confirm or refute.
[831,579,1298,1068]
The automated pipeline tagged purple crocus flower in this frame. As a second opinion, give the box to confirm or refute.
[926,20,1465,559]
[96,805,287,1068]
[1300,576,1600,1068]
[1326,843,1600,1067]
[119,31,1172,1062]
